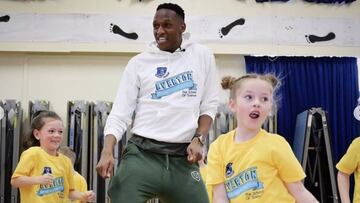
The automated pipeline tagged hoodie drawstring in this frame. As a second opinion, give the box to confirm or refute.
[165,154,169,170]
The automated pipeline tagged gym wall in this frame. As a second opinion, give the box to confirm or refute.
[0,0,359,127]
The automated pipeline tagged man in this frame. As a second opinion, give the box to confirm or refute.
[96,3,218,203]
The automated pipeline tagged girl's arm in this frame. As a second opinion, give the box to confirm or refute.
[69,190,96,202]
[213,183,229,203]
[337,171,351,203]
[286,181,319,203]
[11,174,54,188]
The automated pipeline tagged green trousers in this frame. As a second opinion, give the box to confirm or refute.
[108,142,209,203]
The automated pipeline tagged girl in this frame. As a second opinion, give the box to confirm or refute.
[11,110,95,203]
[336,136,360,203]
[207,74,318,203]
[59,146,89,203]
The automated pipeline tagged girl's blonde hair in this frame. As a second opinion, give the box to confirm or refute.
[221,73,281,108]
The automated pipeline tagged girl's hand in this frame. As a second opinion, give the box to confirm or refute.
[36,174,54,185]
[81,190,96,202]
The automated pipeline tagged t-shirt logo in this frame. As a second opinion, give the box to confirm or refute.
[225,167,264,199]
[37,177,65,197]
[225,162,234,178]
[43,166,52,175]
[37,166,65,197]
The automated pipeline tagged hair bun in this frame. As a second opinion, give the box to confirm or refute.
[221,76,237,90]
[266,74,279,88]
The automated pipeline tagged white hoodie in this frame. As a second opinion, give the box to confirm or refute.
[104,40,219,143]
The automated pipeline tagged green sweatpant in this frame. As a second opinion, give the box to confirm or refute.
[108,142,209,203]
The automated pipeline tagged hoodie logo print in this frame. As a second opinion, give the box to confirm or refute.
[151,71,197,99]
[155,67,169,78]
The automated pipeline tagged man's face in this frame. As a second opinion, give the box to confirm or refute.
[153,9,186,52]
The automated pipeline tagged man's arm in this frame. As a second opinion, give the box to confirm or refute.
[187,114,212,163]
[96,134,117,178]
[188,47,218,163]
[337,171,351,203]
[196,114,213,136]
[97,59,139,178]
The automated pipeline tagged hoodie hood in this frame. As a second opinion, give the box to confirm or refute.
[146,38,194,54]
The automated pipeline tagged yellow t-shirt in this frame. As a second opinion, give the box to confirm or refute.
[336,137,360,203]
[199,165,213,203]
[12,147,75,203]
[207,129,306,202]
[72,171,88,203]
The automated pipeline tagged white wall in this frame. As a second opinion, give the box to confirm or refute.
[0,52,245,121]
[0,0,358,127]
[0,53,124,120]
[2,0,358,16]
[0,0,359,55]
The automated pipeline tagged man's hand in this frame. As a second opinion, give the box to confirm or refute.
[96,151,115,179]
[187,114,212,163]
[96,134,117,179]
[187,138,203,163]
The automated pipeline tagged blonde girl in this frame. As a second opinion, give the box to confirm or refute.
[207,74,318,203]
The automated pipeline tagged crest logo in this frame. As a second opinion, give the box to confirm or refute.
[155,67,169,78]
[191,171,201,182]
[43,166,52,175]
[225,162,234,178]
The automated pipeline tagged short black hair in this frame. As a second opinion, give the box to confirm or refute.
[156,3,185,21]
